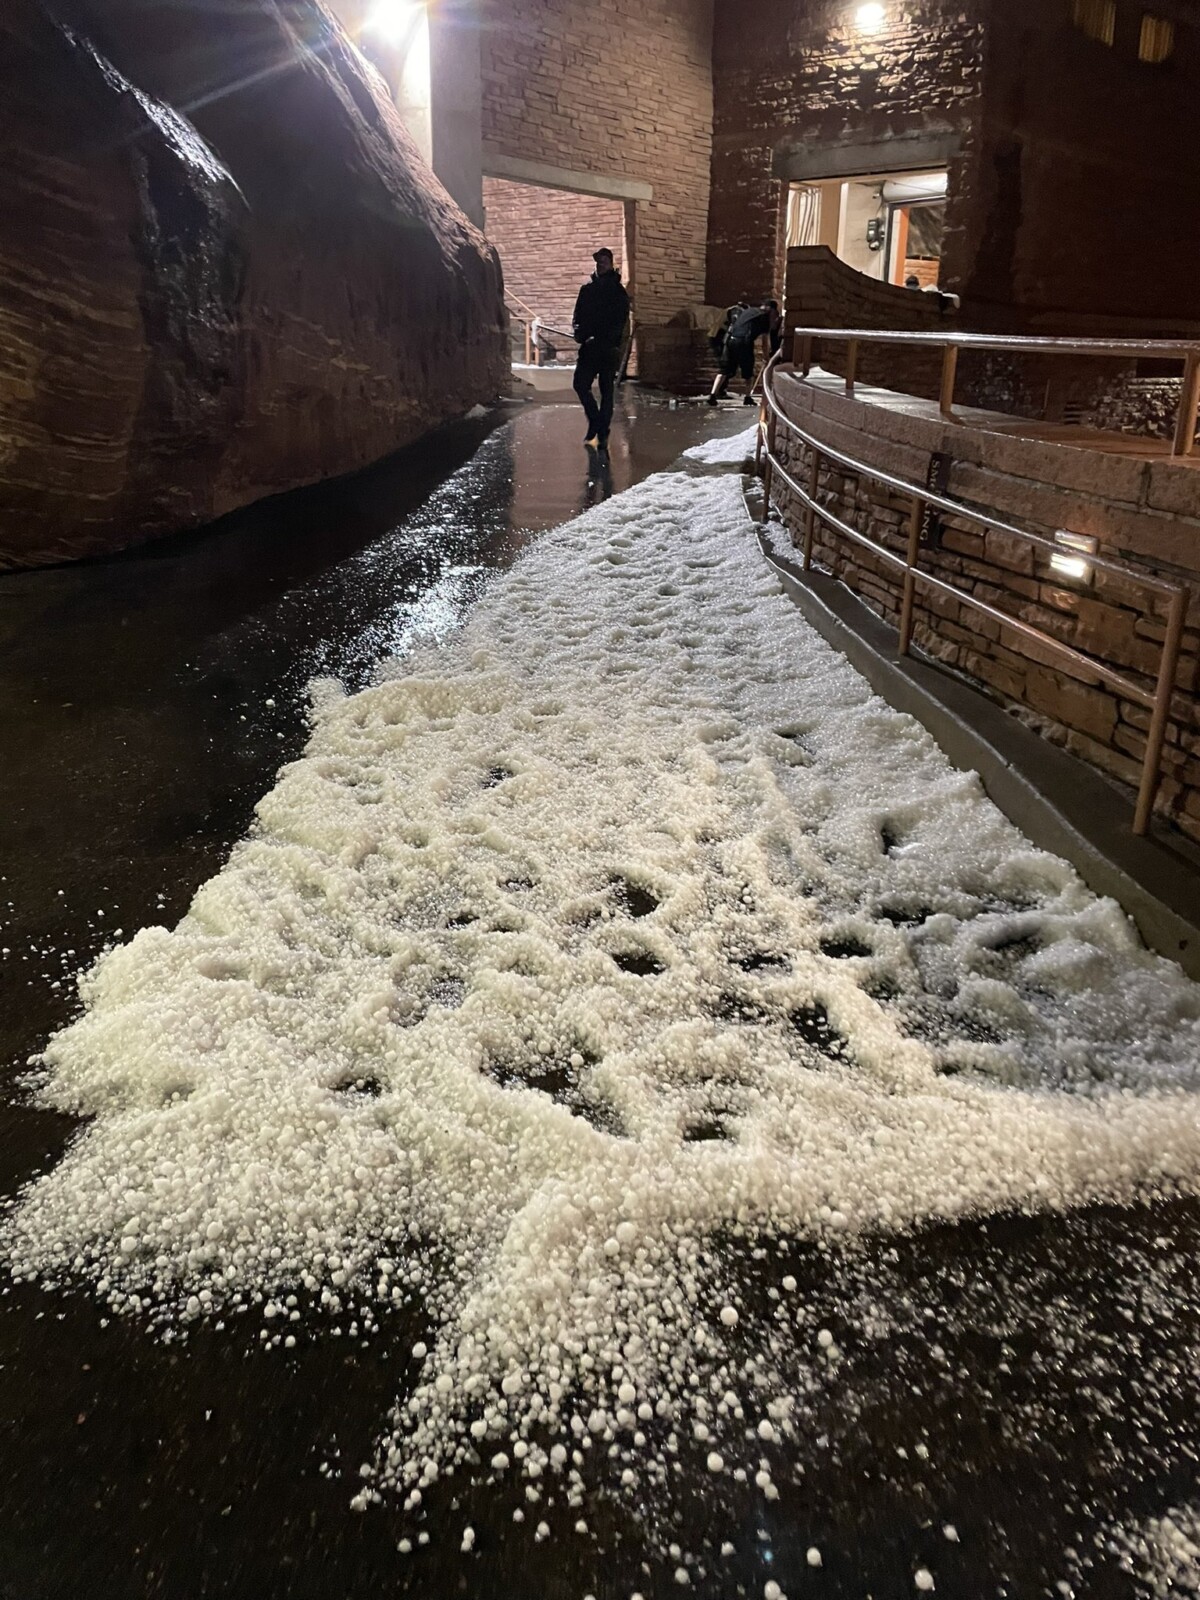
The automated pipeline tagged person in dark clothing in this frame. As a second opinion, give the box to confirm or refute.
[572,247,630,449]
[708,299,776,405]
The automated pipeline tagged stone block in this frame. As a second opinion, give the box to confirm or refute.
[1024,667,1118,744]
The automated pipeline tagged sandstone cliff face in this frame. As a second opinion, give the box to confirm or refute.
[0,0,506,569]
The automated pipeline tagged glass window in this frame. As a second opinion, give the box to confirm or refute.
[1071,0,1117,45]
[1139,14,1176,61]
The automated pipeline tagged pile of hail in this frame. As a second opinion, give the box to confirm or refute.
[5,472,1200,1546]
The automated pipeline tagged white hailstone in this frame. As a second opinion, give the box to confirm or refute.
[914,1571,934,1591]
[618,1382,637,1405]
[764,1584,783,1600]
[943,1525,959,1542]
[806,1547,822,1568]
[706,1452,724,1473]
[720,1543,735,1557]
[460,1527,475,1553]
[757,1420,775,1441]
[719,1305,738,1327]
[674,1570,690,1587]
[398,1539,411,1554]
[7,466,1200,1561]
[816,1328,834,1349]
[491,1452,509,1470]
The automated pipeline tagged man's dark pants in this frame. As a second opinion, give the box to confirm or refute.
[573,342,620,440]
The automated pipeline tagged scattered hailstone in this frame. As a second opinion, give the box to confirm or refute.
[806,1547,823,1568]
[914,1570,935,1591]
[4,468,1200,1560]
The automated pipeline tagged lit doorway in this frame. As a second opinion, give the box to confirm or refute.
[787,168,948,287]
[482,177,633,366]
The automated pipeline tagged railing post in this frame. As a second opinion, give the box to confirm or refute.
[802,446,821,570]
[844,339,859,398]
[524,320,532,366]
[761,404,778,525]
[1133,586,1188,835]
[899,493,924,655]
[800,335,813,377]
[1172,351,1200,457]
[754,399,765,475]
[939,344,959,419]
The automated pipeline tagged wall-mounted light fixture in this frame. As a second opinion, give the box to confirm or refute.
[1050,530,1099,583]
[865,216,885,252]
[856,3,886,31]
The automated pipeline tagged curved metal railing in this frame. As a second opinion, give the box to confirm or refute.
[755,352,1190,836]
[791,324,1200,455]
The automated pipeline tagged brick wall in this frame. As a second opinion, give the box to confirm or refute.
[710,0,1200,335]
[769,373,1200,842]
[482,177,624,350]
[708,0,985,309]
[479,0,713,327]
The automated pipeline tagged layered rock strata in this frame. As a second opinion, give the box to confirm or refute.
[0,0,506,568]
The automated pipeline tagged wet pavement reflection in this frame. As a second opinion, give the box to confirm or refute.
[1,392,1197,1600]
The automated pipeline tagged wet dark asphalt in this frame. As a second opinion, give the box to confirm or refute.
[1,391,1198,1600]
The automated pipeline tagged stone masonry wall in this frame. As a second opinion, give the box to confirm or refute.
[972,0,1200,327]
[708,0,985,310]
[479,0,713,328]
[712,0,1200,335]
[482,177,624,352]
[769,373,1200,843]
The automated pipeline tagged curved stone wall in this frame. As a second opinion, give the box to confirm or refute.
[770,369,1200,842]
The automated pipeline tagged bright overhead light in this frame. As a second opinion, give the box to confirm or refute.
[856,2,886,30]
[366,0,423,44]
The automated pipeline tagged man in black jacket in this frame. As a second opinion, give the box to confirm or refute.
[572,248,630,450]
[708,299,779,405]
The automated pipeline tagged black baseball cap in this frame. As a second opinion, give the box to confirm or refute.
[593,247,614,262]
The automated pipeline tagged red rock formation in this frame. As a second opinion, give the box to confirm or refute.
[0,0,506,569]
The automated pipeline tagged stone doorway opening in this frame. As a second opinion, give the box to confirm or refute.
[482,176,635,369]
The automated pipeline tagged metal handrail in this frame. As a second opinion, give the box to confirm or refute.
[504,295,580,366]
[756,353,1189,836]
[792,324,1200,456]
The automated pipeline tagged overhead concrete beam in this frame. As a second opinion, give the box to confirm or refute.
[773,129,962,183]
[482,149,653,203]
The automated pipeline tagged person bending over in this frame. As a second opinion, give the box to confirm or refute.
[709,300,777,406]
[572,248,631,450]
